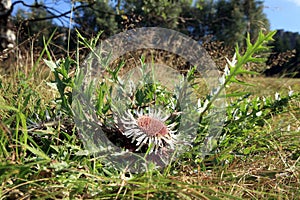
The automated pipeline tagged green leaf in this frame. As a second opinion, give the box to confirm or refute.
[43,59,57,72]
[235,69,259,75]
[0,103,19,112]
[224,92,250,98]
[19,142,51,161]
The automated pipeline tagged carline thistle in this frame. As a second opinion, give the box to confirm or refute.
[120,107,177,154]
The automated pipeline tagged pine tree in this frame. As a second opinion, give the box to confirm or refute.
[242,0,270,44]
[121,0,190,30]
[74,0,119,38]
[184,0,270,48]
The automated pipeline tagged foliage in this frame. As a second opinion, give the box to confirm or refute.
[121,0,189,29]
[178,0,270,47]
[265,30,300,77]
[217,0,269,47]
[11,0,270,50]
[1,26,300,200]
[14,2,56,47]
[44,57,75,115]
[7,0,281,79]
[74,0,119,38]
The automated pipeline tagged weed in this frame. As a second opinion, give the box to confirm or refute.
[0,30,299,199]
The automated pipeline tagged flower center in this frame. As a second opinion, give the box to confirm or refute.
[137,115,168,136]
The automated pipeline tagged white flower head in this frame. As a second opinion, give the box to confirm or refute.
[197,98,202,109]
[262,96,266,104]
[287,124,291,132]
[120,107,177,154]
[275,92,281,101]
[288,86,293,97]
[225,53,237,68]
[256,111,262,117]
[224,64,230,76]
[197,99,209,114]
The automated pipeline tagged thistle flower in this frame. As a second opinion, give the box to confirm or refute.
[120,107,177,154]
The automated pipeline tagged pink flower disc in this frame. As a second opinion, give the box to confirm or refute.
[137,116,168,137]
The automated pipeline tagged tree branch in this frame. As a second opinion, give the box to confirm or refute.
[3,1,95,25]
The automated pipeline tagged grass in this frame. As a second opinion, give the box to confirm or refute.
[1,64,299,199]
[0,31,299,199]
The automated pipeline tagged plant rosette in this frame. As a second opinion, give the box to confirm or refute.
[72,27,226,173]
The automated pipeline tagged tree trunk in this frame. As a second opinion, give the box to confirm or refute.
[0,0,15,52]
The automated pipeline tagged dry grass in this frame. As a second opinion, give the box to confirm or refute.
[0,62,299,199]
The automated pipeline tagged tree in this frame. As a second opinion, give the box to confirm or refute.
[74,0,119,38]
[265,30,300,77]
[0,0,16,52]
[210,0,246,46]
[3,0,271,62]
[73,0,193,37]
[242,0,270,43]
[12,2,63,58]
[121,0,190,30]
[208,0,269,47]
[15,2,55,41]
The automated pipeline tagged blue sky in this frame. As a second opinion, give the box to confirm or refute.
[264,0,300,33]
[13,0,300,33]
